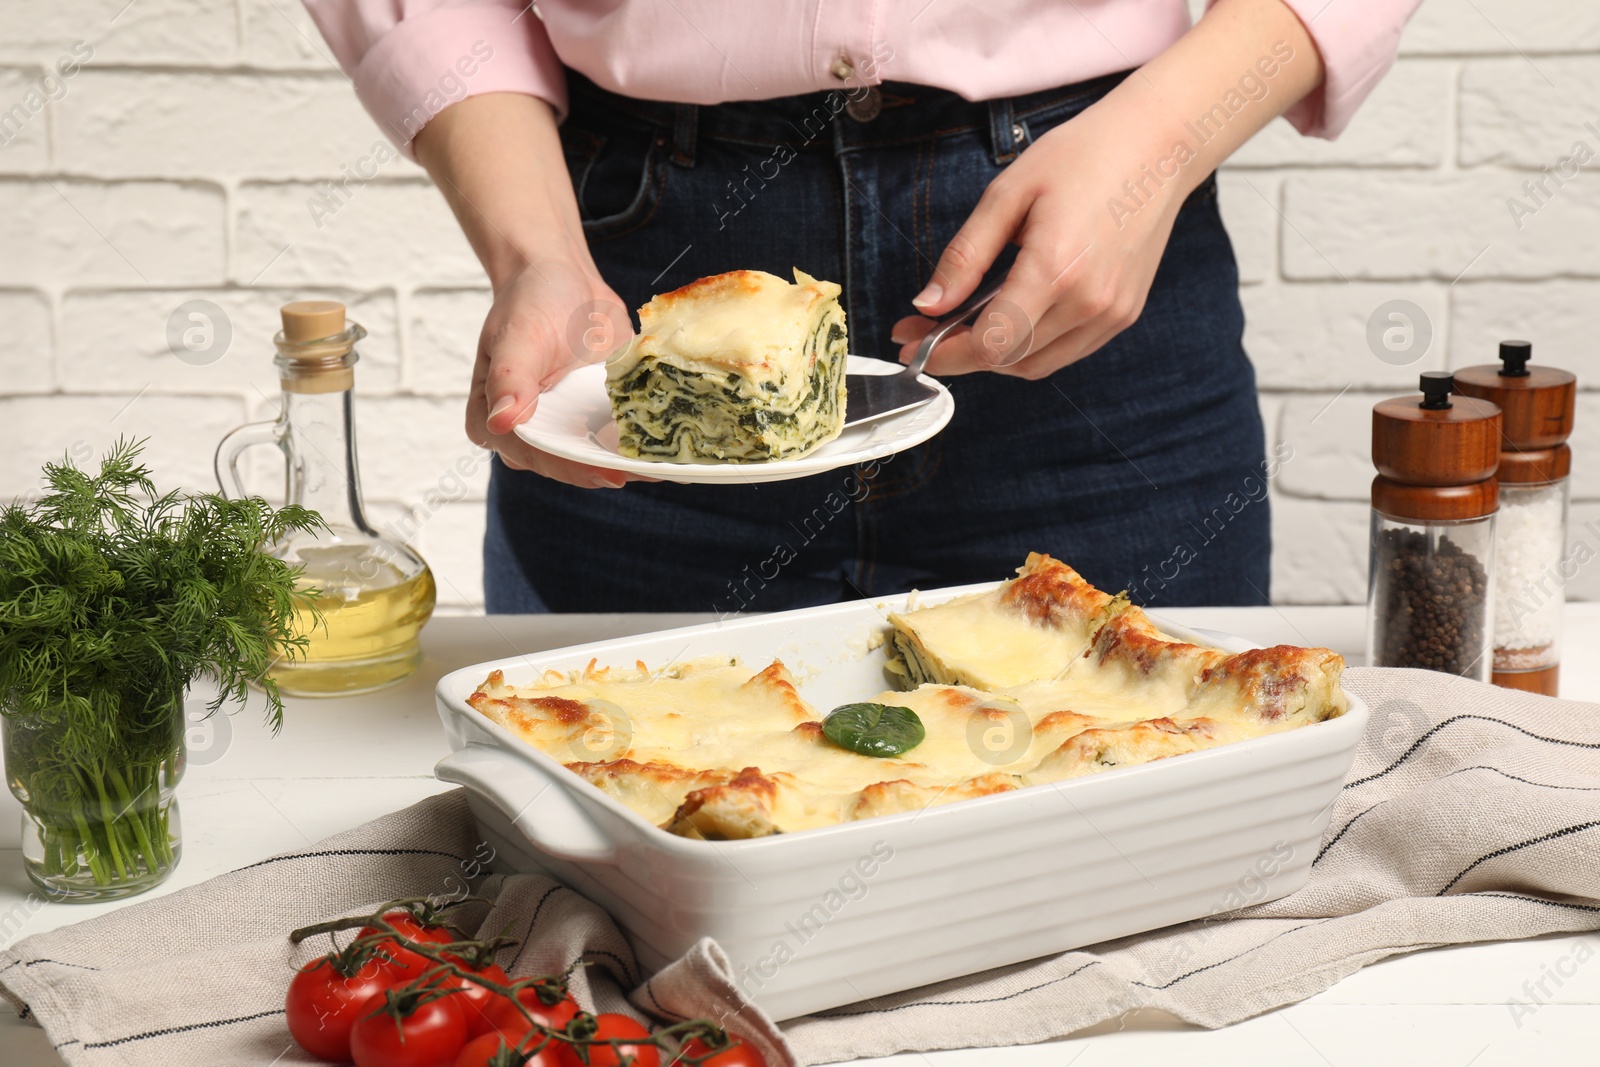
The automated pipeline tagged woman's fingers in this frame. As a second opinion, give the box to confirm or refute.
[913,182,1025,316]
[892,287,1045,375]
[908,94,1194,382]
[478,304,561,436]
[989,224,1159,378]
[465,272,645,489]
[901,227,1104,375]
[907,265,1116,378]
[981,239,1097,361]
[888,315,934,347]
[988,290,1147,381]
[891,315,980,373]
[895,297,1047,376]
[464,376,637,489]
[498,442,638,489]
[908,246,1063,375]
[899,324,977,374]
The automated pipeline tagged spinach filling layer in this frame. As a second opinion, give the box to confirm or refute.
[609,311,848,463]
[886,630,948,689]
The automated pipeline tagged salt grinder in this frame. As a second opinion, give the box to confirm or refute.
[1367,371,1503,681]
[1452,341,1577,696]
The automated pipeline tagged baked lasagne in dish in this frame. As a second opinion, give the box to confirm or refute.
[467,553,1348,840]
[604,268,848,462]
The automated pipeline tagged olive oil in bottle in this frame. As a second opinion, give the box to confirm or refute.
[277,549,437,696]
[216,301,436,696]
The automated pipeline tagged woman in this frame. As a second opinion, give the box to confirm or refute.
[307,0,1417,613]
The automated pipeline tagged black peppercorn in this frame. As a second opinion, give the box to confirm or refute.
[1370,527,1490,677]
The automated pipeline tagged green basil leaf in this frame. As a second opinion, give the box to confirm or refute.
[823,702,925,758]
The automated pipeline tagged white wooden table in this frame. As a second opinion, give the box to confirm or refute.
[4,606,1599,1066]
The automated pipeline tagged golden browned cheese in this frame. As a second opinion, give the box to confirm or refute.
[467,554,1349,839]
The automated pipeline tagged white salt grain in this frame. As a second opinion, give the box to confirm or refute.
[1492,489,1565,654]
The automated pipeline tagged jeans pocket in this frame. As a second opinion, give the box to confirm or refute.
[560,120,671,241]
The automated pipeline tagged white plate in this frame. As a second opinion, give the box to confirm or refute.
[513,356,954,484]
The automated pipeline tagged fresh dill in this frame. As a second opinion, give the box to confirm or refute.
[0,439,323,893]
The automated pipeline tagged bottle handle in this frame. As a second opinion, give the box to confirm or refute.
[214,421,282,500]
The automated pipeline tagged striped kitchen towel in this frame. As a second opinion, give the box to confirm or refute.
[3,666,1598,1066]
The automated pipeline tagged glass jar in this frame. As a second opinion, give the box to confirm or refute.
[1367,513,1496,680]
[4,693,184,901]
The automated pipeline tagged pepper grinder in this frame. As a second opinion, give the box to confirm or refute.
[1453,341,1577,696]
[1367,371,1503,681]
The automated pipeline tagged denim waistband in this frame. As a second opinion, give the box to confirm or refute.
[564,68,1132,166]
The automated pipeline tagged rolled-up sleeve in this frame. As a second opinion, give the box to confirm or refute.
[303,0,568,157]
[1268,0,1423,139]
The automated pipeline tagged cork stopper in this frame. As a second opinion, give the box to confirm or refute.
[1453,340,1576,452]
[275,300,362,394]
[281,300,347,342]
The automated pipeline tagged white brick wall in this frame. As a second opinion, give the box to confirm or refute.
[1,5,1596,610]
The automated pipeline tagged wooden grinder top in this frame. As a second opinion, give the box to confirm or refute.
[1453,341,1576,484]
[1372,371,1502,521]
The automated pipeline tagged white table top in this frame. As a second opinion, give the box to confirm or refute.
[4,605,1599,1066]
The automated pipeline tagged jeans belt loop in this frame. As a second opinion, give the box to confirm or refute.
[671,103,698,167]
[988,96,1018,166]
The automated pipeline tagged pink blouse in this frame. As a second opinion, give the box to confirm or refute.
[304,0,1420,157]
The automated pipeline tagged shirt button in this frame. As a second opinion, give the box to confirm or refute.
[830,55,855,81]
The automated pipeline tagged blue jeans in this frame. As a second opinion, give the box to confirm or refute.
[485,72,1271,613]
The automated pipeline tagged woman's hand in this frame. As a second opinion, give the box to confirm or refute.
[415,92,645,488]
[467,257,640,487]
[892,0,1324,380]
[891,101,1182,380]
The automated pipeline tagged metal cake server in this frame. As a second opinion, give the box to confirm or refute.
[844,283,1003,427]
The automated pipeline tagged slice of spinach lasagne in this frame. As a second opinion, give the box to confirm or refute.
[886,553,1348,728]
[605,268,848,462]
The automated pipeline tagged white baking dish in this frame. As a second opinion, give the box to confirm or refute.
[434,585,1367,1021]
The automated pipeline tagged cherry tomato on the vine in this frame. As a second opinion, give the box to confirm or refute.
[285,953,405,1062]
[455,1030,576,1067]
[358,912,457,978]
[349,991,470,1067]
[674,1035,768,1067]
[574,1013,661,1067]
[483,987,581,1038]
[435,962,514,1037]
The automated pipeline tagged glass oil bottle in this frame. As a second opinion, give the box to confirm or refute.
[216,301,435,696]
